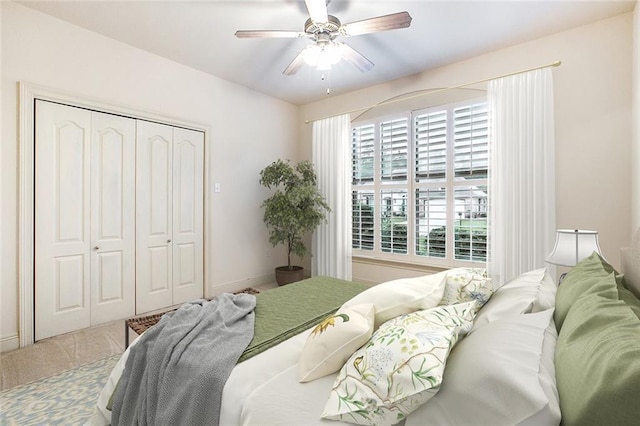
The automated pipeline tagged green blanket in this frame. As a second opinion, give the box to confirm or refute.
[238,276,369,362]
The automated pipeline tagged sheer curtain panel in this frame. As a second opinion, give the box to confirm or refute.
[312,114,352,280]
[488,68,556,286]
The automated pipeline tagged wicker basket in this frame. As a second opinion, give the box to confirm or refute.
[124,288,260,347]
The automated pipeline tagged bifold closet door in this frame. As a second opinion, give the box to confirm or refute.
[35,101,136,340]
[89,112,136,325]
[136,121,174,313]
[136,122,204,314]
[172,127,204,305]
[35,101,92,340]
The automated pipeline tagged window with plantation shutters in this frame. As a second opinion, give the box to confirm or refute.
[351,98,488,267]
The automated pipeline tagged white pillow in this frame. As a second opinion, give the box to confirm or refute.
[322,301,477,426]
[520,314,561,426]
[532,269,557,312]
[405,309,558,426]
[439,267,493,307]
[472,268,555,331]
[342,271,447,329]
[298,304,375,383]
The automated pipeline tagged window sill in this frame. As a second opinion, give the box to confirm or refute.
[352,255,449,274]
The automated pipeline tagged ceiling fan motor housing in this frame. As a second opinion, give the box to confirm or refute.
[304,15,341,37]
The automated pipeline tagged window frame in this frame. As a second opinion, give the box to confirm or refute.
[351,98,488,268]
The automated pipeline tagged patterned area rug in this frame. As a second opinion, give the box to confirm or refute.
[0,355,120,425]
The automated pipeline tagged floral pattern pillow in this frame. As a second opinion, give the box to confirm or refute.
[321,301,478,426]
[439,267,493,307]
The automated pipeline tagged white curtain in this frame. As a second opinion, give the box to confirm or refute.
[488,68,556,286]
[312,114,352,280]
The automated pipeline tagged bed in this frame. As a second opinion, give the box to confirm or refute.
[89,230,640,426]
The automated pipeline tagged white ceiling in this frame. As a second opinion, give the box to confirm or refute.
[19,0,636,105]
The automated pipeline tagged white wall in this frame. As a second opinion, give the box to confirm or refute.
[633,2,640,233]
[301,12,634,282]
[1,2,298,350]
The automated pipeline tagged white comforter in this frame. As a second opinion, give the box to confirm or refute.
[88,327,353,426]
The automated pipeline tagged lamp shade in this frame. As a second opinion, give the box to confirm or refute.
[546,229,603,267]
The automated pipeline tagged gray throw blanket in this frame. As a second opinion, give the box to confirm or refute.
[111,293,256,426]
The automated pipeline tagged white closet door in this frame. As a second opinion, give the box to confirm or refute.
[136,121,174,313]
[90,112,136,325]
[35,101,92,340]
[172,128,204,304]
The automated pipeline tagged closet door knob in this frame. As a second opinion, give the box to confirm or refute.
[167,239,172,243]
[93,246,99,251]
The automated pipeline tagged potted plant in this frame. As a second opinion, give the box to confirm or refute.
[260,159,331,285]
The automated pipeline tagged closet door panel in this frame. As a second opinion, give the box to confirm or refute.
[172,128,204,304]
[35,101,92,340]
[136,120,174,313]
[90,112,136,325]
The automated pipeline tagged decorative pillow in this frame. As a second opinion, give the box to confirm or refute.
[405,309,559,426]
[341,271,447,329]
[438,267,493,307]
[321,301,477,426]
[555,275,640,426]
[298,304,375,383]
[472,268,555,331]
[554,252,622,330]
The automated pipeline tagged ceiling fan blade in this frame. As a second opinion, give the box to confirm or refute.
[305,0,328,23]
[283,49,307,75]
[235,30,305,39]
[338,43,374,72]
[342,11,412,36]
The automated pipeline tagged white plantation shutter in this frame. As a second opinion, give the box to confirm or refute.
[454,103,489,180]
[453,185,488,262]
[415,187,447,258]
[380,189,408,254]
[352,190,374,251]
[415,110,447,182]
[352,124,375,184]
[380,118,408,182]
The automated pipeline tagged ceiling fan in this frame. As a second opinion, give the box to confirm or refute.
[235,0,412,75]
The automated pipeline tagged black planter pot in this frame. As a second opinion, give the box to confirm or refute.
[275,266,304,286]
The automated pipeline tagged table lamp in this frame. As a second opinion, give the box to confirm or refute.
[546,229,603,282]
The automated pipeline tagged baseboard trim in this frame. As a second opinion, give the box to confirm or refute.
[1,333,20,352]
[208,272,275,296]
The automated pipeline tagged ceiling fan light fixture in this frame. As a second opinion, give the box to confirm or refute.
[302,45,320,66]
[303,42,341,69]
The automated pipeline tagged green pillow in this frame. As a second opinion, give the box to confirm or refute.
[554,252,621,330]
[555,277,640,426]
[617,282,640,320]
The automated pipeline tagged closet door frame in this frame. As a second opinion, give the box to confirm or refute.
[17,82,211,347]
